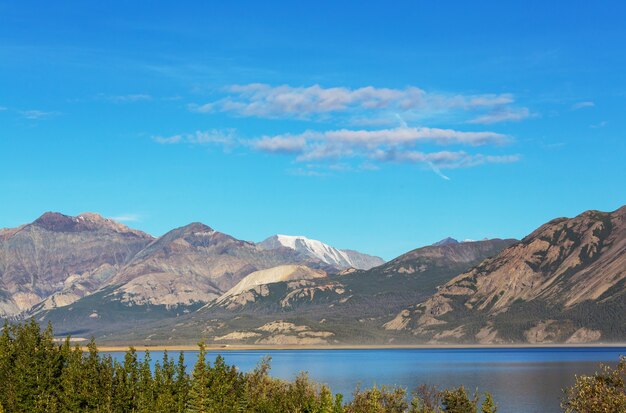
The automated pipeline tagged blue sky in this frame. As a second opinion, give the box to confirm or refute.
[1,1,625,259]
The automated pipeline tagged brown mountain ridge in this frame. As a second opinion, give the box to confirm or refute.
[386,205,626,344]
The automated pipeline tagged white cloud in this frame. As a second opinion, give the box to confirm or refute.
[572,101,595,110]
[251,126,518,170]
[590,121,608,129]
[191,83,519,123]
[156,125,518,173]
[152,129,235,146]
[321,127,509,146]
[187,129,235,145]
[0,106,7,111]
[110,214,141,223]
[288,167,329,177]
[111,94,152,102]
[253,135,307,153]
[153,135,182,144]
[252,126,509,162]
[19,110,60,120]
[374,150,520,168]
[469,107,531,124]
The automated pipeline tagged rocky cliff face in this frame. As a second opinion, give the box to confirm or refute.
[0,212,153,316]
[387,206,626,343]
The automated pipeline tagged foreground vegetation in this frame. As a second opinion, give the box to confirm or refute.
[0,321,623,412]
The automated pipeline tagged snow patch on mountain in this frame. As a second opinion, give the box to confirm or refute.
[258,235,384,270]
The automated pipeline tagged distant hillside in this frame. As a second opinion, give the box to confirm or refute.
[385,206,626,344]
[368,238,517,278]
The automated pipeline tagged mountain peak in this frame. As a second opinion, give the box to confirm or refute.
[180,222,215,234]
[259,234,384,270]
[432,237,459,246]
[32,211,150,238]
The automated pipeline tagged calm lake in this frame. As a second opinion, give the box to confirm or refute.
[106,347,626,413]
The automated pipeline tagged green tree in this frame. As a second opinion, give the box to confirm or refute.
[345,385,408,413]
[187,342,209,412]
[441,386,478,413]
[175,351,190,413]
[480,393,497,413]
[410,384,442,413]
[562,356,626,413]
[333,393,345,413]
[111,347,141,412]
[204,355,245,412]
[137,350,155,412]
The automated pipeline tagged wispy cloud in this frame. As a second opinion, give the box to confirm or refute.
[374,150,520,168]
[0,106,7,111]
[190,83,523,125]
[253,126,510,162]
[163,82,525,177]
[104,94,152,103]
[254,135,307,153]
[288,167,330,177]
[572,101,595,110]
[153,135,182,144]
[590,121,608,128]
[110,214,141,223]
[468,107,531,124]
[152,129,236,147]
[19,110,60,120]
[155,125,518,175]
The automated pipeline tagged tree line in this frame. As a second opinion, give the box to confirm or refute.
[0,320,623,412]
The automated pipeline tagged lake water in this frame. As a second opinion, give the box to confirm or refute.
[106,347,626,413]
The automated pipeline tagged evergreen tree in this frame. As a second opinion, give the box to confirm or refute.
[333,393,345,413]
[137,350,155,412]
[187,342,209,412]
[175,351,190,413]
[59,342,87,411]
[0,322,17,411]
[441,386,478,413]
[320,385,335,413]
[480,393,497,413]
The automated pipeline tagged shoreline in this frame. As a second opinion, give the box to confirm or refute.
[93,343,626,352]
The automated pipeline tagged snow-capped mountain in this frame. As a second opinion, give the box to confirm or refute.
[258,235,384,270]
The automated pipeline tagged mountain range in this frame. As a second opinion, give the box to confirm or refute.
[385,205,626,344]
[1,206,624,345]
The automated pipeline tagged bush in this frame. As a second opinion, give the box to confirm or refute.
[562,356,626,413]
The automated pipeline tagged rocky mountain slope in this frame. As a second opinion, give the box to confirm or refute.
[367,238,517,278]
[259,235,384,270]
[386,206,626,344]
[4,206,624,345]
[104,238,515,346]
[106,223,317,307]
[0,212,386,339]
[0,212,153,316]
[209,265,328,310]
[0,213,365,318]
